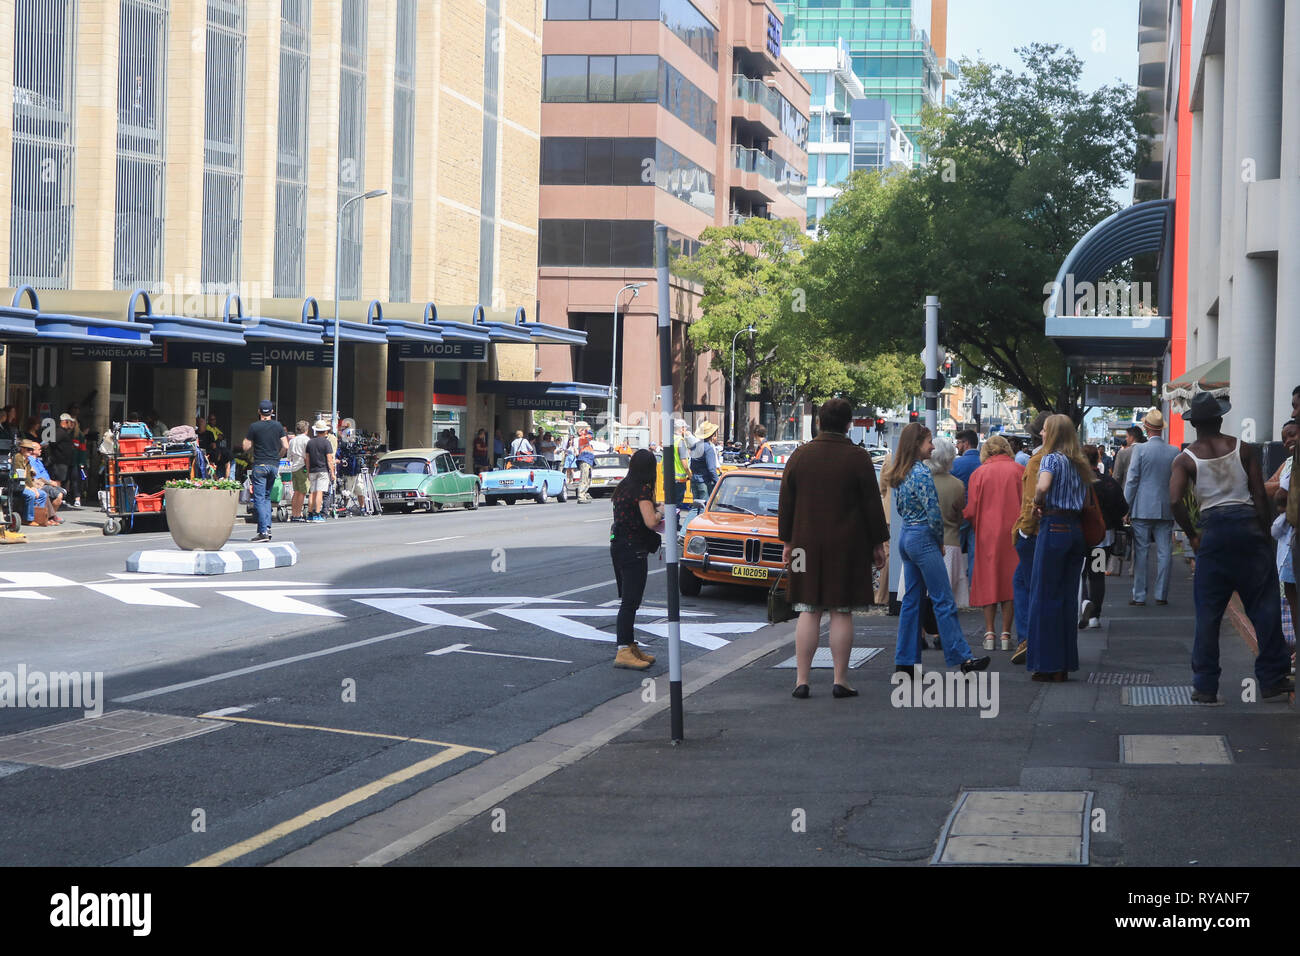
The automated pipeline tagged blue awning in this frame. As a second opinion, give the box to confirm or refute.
[0,286,39,337]
[223,293,325,345]
[35,314,153,345]
[502,306,588,345]
[369,299,444,344]
[144,314,248,347]
[302,296,389,345]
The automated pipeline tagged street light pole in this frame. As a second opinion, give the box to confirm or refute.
[331,188,387,444]
[610,282,645,434]
[729,324,756,443]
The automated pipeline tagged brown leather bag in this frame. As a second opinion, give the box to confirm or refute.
[1081,487,1105,548]
[32,505,49,527]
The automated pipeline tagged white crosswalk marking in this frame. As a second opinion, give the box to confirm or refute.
[634,620,768,650]
[0,572,79,589]
[352,596,577,629]
[86,580,327,609]
[218,587,445,618]
[493,606,715,646]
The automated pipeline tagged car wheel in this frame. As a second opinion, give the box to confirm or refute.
[557,482,567,503]
[467,485,480,510]
[486,495,499,506]
[679,570,702,596]
[505,497,516,505]
[536,486,549,505]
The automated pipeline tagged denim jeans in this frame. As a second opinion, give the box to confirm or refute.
[610,538,648,647]
[1013,532,1037,646]
[1192,505,1291,695]
[1026,514,1087,674]
[250,462,278,534]
[1131,517,1173,603]
[895,524,973,668]
[960,521,975,590]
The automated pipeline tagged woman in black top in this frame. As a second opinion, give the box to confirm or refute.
[609,448,663,670]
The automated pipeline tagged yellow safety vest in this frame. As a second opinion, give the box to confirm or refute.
[673,436,689,480]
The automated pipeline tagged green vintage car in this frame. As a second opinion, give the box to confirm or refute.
[372,448,481,513]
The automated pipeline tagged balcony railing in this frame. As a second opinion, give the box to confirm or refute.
[731,145,778,182]
[732,74,781,119]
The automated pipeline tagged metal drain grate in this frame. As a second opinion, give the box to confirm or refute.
[1122,685,1195,706]
[1087,671,1152,685]
[0,710,228,769]
[773,647,883,669]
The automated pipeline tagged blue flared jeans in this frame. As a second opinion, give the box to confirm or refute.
[895,524,973,668]
[1026,514,1087,675]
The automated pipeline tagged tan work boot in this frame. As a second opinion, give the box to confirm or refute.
[629,642,655,665]
[614,645,651,669]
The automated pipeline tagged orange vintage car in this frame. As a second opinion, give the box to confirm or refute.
[677,465,788,596]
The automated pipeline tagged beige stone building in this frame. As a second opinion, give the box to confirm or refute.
[0,0,560,453]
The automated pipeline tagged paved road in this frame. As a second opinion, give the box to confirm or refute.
[0,499,771,866]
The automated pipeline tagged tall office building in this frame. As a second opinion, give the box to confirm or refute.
[785,41,910,234]
[0,0,553,450]
[536,0,810,440]
[774,0,951,164]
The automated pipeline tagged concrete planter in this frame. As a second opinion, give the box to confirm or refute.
[164,487,239,551]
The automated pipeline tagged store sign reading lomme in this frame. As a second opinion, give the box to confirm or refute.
[397,341,488,363]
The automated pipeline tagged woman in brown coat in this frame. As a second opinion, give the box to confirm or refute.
[778,398,888,699]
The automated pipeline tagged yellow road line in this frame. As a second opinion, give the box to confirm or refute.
[199,714,495,754]
[190,746,476,867]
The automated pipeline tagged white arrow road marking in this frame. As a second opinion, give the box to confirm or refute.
[0,572,79,588]
[426,643,573,664]
[352,596,577,630]
[634,620,767,651]
[405,536,464,545]
[86,580,329,609]
[0,591,51,600]
[218,587,447,618]
[492,606,713,645]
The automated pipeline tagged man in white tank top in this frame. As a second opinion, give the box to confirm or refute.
[1170,393,1293,703]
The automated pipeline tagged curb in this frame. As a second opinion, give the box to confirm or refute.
[270,618,800,867]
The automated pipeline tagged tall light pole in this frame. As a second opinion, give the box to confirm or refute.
[610,282,645,431]
[730,324,756,442]
[331,188,387,441]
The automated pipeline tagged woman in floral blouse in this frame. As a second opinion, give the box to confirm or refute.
[881,423,990,677]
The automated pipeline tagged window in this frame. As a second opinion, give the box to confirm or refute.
[546,0,588,16]
[544,55,587,101]
[824,154,848,184]
[611,221,652,266]
[583,218,612,267]
[613,137,653,183]
[590,0,616,16]
[588,55,615,101]
[619,0,658,17]
[541,138,586,184]
[539,219,584,266]
[617,55,658,102]
[585,137,612,184]
[539,220,655,267]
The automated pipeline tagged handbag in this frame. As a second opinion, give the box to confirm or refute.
[1111,525,1131,560]
[767,569,796,624]
[1081,486,1106,548]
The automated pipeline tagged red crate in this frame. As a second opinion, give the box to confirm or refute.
[118,455,190,474]
[118,437,151,456]
[134,491,164,513]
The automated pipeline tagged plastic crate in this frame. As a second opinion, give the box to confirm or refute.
[118,455,190,474]
[134,491,164,513]
[118,437,151,456]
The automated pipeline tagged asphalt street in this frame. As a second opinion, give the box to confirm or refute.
[0,498,771,866]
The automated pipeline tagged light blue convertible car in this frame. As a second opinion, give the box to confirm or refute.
[480,455,572,505]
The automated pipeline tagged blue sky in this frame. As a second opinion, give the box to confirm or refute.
[913,0,1140,95]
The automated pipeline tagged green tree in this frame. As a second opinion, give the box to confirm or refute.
[806,44,1149,419]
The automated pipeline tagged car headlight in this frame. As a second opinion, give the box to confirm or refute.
[686,535,706,556]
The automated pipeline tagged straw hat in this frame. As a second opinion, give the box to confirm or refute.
[696,421,718,440]
[1141,408,1165,430]
[312,419,330,433]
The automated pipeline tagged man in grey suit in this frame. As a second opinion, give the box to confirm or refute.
[1124,408,1181,605]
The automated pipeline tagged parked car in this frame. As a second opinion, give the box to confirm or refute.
[765,440,802,464]
[677,465,788,596]
[588,453,630,497]
[372,448,480,512]
[481,455,571,505]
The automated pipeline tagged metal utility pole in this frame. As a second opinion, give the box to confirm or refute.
[922,295,940,434]
[331,188,387,443]
[611,282,645,430]
[656,225,683,743]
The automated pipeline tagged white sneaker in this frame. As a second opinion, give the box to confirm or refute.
[1087,617,1100,629]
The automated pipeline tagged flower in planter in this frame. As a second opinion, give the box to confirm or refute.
[165,478,241,491]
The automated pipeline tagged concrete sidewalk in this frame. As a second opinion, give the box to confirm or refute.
[381,557,1297,867]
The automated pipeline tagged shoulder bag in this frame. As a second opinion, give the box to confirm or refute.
[767,569,796,624]
[1081,486,1106,548]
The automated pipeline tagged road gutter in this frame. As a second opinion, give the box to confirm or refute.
[271,618,798,867]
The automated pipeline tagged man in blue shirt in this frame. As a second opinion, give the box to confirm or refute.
[18,439,66,524]
[951,429,982,587]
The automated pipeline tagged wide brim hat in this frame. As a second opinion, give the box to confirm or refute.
[312,419,330,432]
[1182,392,1230,423]
[696,421,718,440]
[1142,408,1165,430]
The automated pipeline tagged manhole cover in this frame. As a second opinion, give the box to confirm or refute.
[773,647,883,669]
[1119,734,1232,765]
[933,790,1092,865]
[1087,671,1152,684]
[0,710,228,769]
[1122,686,1195,706]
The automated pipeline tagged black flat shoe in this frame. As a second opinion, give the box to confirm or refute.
[960,656,991,673]
[791,684,810,699]
[832,684,858,698]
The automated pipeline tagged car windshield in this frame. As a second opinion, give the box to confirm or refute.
[710,474,781,515]
[594,455,629,468]
[500,456,541,469]
[376,458,430,476]
[768,442,800,455]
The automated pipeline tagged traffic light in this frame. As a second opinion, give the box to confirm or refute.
[908,410,919,423]
[874,417,885,432]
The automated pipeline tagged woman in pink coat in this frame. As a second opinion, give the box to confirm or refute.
[962,435,1025,650]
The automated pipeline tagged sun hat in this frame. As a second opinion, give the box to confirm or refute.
[696,421,718,440]
[312,419,330,432]
[1141,408,1165,430]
